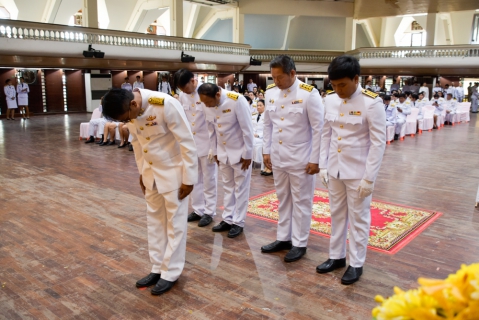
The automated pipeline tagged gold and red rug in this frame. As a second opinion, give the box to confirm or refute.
[247,189,442,254]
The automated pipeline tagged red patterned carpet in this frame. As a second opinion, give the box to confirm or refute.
[247,189,442,254]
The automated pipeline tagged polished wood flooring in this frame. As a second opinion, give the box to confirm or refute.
[1,114,479,320]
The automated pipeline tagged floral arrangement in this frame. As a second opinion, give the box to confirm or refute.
[372,263,479,319]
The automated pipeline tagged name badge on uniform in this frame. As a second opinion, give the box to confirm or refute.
[292,99,303,104]
[349,111,361,116]
[146,115,156,121]
[145,121,158,126]
[222,109,232,113]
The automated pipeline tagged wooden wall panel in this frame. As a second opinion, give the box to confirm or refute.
[44,69,64,112]
[28,70,44,114]
[217,73,235,90]
[0,69,16,117]
[65,70,86,112]
[143,71,158,91]
[112,71,127,88]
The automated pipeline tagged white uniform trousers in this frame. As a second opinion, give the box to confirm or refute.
[445,112,456,123]
[273,168,315,247]
[88,118,107,137]
[219,161,252,227]
[386,121,395,127]
[471,96,478,112]
[328,176,371,268]
[190,155,217,217]
[145,185,188,282]
[395,118,406,134]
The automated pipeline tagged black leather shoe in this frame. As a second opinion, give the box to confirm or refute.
[198,214,213,227]
[151,278,177,295]
[85,136,95,144]
[341,266,363,285]
[136,273,161,288]
[261,240,292,253]
[316,258,346,273]
[128,144,133,151]
[284,246,307,262]
[187,211,201,222]
[99,141,109,146]
[107,141,116,146]
[96,135,104,144]
[212,221,231,232]
[227,225,243,238]
[394,134,399,140]
[263,171,273,176]
[118,143,127,148]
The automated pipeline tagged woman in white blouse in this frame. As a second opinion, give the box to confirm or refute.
[4,79,17,120]
[17,77,30,119]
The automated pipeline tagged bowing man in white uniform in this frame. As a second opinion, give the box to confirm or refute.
[133,76,144,90]
[317,55,386,285]
[102,88,198,296]
[17,77,30,119]
[4,79,17,120]
[261,55,324,262]
[199,83,254,239]
[174,69,218,228]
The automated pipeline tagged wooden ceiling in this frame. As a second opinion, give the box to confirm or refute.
[353,0,479,19]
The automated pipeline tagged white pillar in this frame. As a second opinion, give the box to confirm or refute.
[170,0,183,37]
[426,13,437,46]
[344,17,357,51]
[233,8,244,43]
[82,0,99,28]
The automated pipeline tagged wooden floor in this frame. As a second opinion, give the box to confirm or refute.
[1,114,479,320]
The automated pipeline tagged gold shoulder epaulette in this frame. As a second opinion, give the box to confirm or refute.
[227,92,239,101]
[148,97,165,106]
[361,89,378,99]
[266,83,276,90]
[300,83,313,92]
[327,91,336,95]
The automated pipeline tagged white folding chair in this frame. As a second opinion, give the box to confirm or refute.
[418,106,434,132]
[79,108,101,140]
[386,126,395,144]
[405,108,419,137]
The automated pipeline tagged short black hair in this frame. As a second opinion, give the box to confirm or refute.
[20,77,24,80]
[328,55,360,81]
[197,83,219,98]
[244,95,252,105]
[404,91,411,96]
[270,55,296,74]
[5,79,11,84]
[102,88,133,120]
[433,93,439,98]
[411,93,419,100]
[383,95,391,101]
[136,76,140,79]
[398,93,406,99]
[257,99,265,105]
[173,69,194,91]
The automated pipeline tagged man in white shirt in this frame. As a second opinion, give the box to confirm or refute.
[247,79,257,93]
[419,82,429,100]
[444,93,457,125]
[158,75,172,95]
[121,77,132,91]
[199,83,254,239]
[133,76,144,90]
[432,82,442,95]
[454,82,464,103]
[394,93,411,140]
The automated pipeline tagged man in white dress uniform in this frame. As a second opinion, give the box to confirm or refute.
[198,83,254,238]
[4,79,17,120]
[102,87,198,295]
[261,55,324,262]
[17,77,30,119]
[174,69,218,228]
[316,55,386,285]
[133,76,144,90]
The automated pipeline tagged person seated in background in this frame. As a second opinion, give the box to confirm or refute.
[118,122,130,148]
[391,93,399,107]
[444,84,454,96]
[252,99,271,176]
[85,97,107,144]
[121,77,132,91]
[432,82,442,96]
[233,85,240,93]
[383,95,397,127]
[431,93,444,129]
[436,90,445,100]
[365,80,373,91]
[444,93,457,125]
[404,91,412,101]
[244,95,254,113]
[257,92,264,100]
[99,121,118,146]
[394,93,411,140]
[415,93,427,120]
[248,91,258,113]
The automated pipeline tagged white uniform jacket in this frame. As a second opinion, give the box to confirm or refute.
[444,99,457,113]
[385,104,397,123]
[179,89,214,158]
[454,87,464,101]
[263,79,324,170]
[319,85,386,182]
[17,83,29,97]
[431,98,445,115]
[252,112,265,139]
[133,81,144,90]
[204,89,254,165]
[121,83,132,91]
[396,101,412,121]
[127,89,198,194]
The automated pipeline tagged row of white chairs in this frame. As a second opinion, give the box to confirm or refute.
[386,102,471,144]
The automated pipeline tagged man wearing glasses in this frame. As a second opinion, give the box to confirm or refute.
[102,87,198,295]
